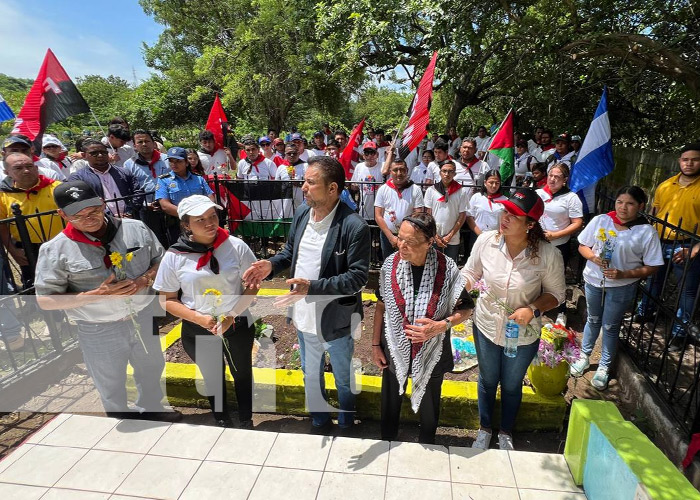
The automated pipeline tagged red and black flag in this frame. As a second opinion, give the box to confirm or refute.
[205,94,228,152]
[12,49,89,149]
[398,51,438,160]
[339,118,365,180]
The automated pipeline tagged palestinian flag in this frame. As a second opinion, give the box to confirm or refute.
[12,49,90,150]
[488,109,514,181]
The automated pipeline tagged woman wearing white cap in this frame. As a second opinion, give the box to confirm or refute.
[37,135,70,180]
[152,195,259,428]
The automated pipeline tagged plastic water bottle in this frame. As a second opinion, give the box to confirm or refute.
[504,320,520,358]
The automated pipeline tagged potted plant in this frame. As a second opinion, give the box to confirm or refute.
[527,323,581,397]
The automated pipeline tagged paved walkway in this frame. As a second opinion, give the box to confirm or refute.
[0,414,586,499]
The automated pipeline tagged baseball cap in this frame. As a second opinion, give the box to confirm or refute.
[571,135,582,142]
[555,133,570,143]
[495,189,544,221]
[2,136,32,149]
[362,141,377,151]
[258,136,271,145]
[313,131,324,138]
[291,133,303,141]
[53,181,104,216]
[42,135,64,148]
[166,147,187,160]
[273,138,284,145]
[177,195,223,219]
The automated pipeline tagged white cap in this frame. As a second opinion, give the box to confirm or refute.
[177,195,223,219]
[42,135,63,148]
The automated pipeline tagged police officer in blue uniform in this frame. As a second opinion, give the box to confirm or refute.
[156,147,215,244]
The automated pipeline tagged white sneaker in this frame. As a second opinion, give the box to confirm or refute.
[472,429,492,450]
[591,366,610,390]
[498,432,514,450]
[555,312,567,326]
[569,352,590,377]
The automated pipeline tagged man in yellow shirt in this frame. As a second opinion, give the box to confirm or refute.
[638,143,700,350]
[0,152,62,287]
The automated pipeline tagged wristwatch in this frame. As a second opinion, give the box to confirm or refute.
[444,318,453,331]
[528,304,541,318]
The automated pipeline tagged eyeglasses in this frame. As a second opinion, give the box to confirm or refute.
[363,151,378,156]
[87,151,109,157]
[68,208,104,222]
[285,152,298,157]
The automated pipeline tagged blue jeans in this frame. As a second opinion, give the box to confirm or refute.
[77,315,165,414]
[473,324,539,432]
[582,282,637,369]
[297,330,355,427]
[638,242,700,337]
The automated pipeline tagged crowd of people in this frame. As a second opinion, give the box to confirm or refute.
[0,116,698,450]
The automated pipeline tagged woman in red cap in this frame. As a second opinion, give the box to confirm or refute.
[461,189,566,451]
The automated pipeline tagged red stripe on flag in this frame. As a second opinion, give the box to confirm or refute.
[399,52,438,159]
[205,94,228,152]
[340,118,365,180]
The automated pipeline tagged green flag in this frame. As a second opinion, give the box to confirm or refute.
[488,109,514,180]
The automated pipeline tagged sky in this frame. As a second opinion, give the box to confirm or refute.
[0,0,163,83]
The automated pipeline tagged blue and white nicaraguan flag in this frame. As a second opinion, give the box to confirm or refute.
[0,93,15,122]
[569,86,614,213]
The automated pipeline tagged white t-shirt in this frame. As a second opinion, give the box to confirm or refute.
[351,162,383,220]
[475,136,491,152]
[424,184,468,245]
[410,163,438,185]
[237,157,278,180]
[101,137,134,168]
[467,193,506,232]
[292,203,339,334]
[299,149,316,162]
[425,161,446,183]
[153,235,256,314]
[276,162,306,217]
[457,158,489,187]
[537,189,584,246]
[578,214,664,288]
[447,137,462,157]
[545,151,575,171]
[198,149,229,175]
[374,183,425,234]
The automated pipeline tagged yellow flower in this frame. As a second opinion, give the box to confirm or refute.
[203,288,222,296]
[218,314,227,323]
[452,322,466,333]
[608,230,617,238]
[125,252,134,262]
[109,251,123,269]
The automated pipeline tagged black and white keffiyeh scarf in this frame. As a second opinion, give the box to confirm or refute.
[380,247,466,412]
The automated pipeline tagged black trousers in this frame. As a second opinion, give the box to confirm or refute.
[180,318,254,422]
[381,368,444,444]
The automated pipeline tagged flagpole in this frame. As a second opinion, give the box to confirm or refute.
[89,109,115,154]
[483,109,512,164]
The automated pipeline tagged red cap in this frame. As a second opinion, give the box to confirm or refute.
[495,189,545,221]
[273,138,284,145]
[362,141,377,151]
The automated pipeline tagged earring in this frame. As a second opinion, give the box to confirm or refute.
[526,228,529,234]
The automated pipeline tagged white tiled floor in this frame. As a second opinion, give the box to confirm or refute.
[0,414,588,499]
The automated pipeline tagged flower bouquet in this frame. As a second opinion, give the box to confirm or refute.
[596,228,618,303]
[528,323,581,397]
[109,251,148,354]
[203,288,234,366]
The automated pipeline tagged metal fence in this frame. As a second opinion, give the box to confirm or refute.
[598,187,700,436]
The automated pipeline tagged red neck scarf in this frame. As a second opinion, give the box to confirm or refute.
[437,180,462,202]
[14,175,56,200]
[540,144,555,152]
[465,157,479,169]
[606,211,648,228]
[386,179,413,199]
[147,150,162,177]
[62,222,112,268]
[169,227,229,274]
[250,154,265,174]
[536,177,547,187]
[486,192,501,208]
[542,184,570,202]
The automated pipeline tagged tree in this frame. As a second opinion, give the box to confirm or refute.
[139,0,365,133]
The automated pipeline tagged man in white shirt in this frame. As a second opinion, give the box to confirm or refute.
[350,141,384,221]
[374,158,424,258]
[545,134,576,171]
[37,135,70,180]
[457,138,489,194]
[474,126,491,158]
[531,129,556,163]
[527,126,544,154]
[424,160,468,262]
[291,133,316,162]
[101,124,134,168]
[243,156,370,431]
[426,139,458,185]
[197,130,235,175]
[447,127,462,158]
[311,131,327,156]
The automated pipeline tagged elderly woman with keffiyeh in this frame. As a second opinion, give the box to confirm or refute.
[372,212,474,444]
